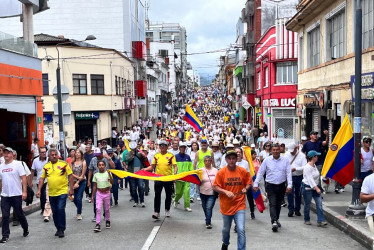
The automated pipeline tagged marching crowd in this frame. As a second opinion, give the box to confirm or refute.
[1,86,374,250]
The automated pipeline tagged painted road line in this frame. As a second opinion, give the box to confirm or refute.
[142,226,161,250]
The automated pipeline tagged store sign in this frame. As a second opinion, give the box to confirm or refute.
[351,72,374,102]
[75,112,99,120]
[43,114,53,122]
[262,98,296,107]
[303,93,320,107]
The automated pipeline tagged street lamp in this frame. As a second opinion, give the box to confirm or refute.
[56,35,96,159]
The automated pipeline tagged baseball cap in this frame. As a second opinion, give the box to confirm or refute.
[212,141,219,147]
[201,139,208,143]
[93,148,102,156]
[301,136,307,141]
[250,143,256,148]
[226,143,234,148]
[179,142,187,148]
[307,150,321,158]
[107,148,114,154]
[310,131,318,135]
[225,150,238,158]
[288,142,297,151]
[158,140,168,146]
[3,147,13,153]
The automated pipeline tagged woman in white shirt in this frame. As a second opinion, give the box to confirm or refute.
[259,142,271,162]
[302,150,327,227]
[361,137,374,180]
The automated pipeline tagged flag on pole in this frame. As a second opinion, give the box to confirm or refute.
[184,104,203,133]
[243,146,265,213]
[321,114,354,186]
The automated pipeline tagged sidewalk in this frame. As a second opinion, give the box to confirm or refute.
[310,184,374,249]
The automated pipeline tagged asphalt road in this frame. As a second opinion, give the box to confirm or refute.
[1,184,364,250]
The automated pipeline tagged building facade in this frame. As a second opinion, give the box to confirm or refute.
[255,19,298,144]
[35,34,135,146]
[287,0,374,140]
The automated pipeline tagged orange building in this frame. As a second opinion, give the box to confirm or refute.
[0,32,43,163]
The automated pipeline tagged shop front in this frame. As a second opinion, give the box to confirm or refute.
[74,112,99,146]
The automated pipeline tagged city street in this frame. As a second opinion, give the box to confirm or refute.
[3,184,364,250]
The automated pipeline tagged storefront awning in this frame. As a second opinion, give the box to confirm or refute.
[234,66,243,76]
[0,95,35,114]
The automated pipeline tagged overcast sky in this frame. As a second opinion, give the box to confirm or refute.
[148,0,244,79]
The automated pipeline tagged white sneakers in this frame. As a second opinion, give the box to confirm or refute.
[76,214,82,220]
[165,210,171,217]
[133,203,138,207]
[152,212,160,219]
[173,200,179,208]
[141,203,146,208]
[185,207,192,212]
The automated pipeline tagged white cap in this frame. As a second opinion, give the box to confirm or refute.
[129,141,137,149]
[233,139,240,145]
[250,144,256,148]
[288,142,297,151]
[301,136,307,141]
[226,143,234,148]
[179,142,187,148]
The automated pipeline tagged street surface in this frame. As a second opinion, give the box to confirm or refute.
[2,183,364,250]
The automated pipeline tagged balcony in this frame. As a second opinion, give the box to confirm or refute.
[243,62,255,77]
[0,31,38,57]
[246,31,254,44]
[132,41,146,61]
[134,80,147,97]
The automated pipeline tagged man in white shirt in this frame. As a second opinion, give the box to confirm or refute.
[30,147,49,220]
[0,147,29,243]
[284,143,307,217]
[361,173,374,234]
[31,138,39,159]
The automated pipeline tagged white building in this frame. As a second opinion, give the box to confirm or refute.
[35,34,135,146]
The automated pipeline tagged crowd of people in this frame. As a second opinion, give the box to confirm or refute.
[1,85,374,250]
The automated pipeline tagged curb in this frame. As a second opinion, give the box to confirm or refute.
[310,203,374,250]
[0,201,41,227]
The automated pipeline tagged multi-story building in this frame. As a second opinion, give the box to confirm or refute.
[0,31,43,161]
[255,18,298,144]
[0,0,147,121]
[34,34,135,146]
[287,0,374,139]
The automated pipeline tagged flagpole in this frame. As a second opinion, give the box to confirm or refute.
[346,0,365,218]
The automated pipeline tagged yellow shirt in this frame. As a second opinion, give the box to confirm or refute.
[184,131,192,140]
[41,160,72,197]
[152,152,177,176]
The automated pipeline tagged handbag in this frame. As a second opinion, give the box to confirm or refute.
[205,168,219,199]
[26,185,34,205]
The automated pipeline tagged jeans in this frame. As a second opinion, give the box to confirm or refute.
[303,186,325,223]
[200,193,216,224]
[189,183,200,199]
[129,178,145,203]
[1,196,28,238]
[246,188,255,213]
[95,191,110,224]
[37,183,47,213]
[154,181,173,213]
[222,210,246,250]
[49,194,67,232]
[287,175,303,213]
[265,182,286,223]
[112,177,119,202]
[174,181,190,208]
[361,170,373,181]
[73,179,86,214]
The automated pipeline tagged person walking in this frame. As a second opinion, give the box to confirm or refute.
[253,144,292,232]
[173,142,193,212]
[361,137,374,181]
[200,155,218,229]
[71,149,87,220]
[143,140,177,219]
[213,150,252,250]
[284,143,307,217]
[0,147,29,243]
[36,148,74,238]
[107,148,122,206]
[189,141,199,203]
[302,150,327,227]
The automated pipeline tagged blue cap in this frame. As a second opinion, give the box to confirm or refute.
[201,139,208,143]
[107,148,114,154]
[307,150,321,158]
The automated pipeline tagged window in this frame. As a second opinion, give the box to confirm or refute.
[257,71,261,89]
[73,74,87,95]
[91,74,104,95]
[308,27,320,67]
[115,76,119,95]
[299,36,303,70]
[362,0,374,49]
[327,10,346,60]
[276,62,298,84]
[264,67,269,88]
[42,73,49,95]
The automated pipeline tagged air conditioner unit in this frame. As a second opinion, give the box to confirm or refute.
[246,1,254,16]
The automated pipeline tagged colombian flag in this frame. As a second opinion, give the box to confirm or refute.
[243,146,265,213]
[184,104,203,133]
[321,115,354,186]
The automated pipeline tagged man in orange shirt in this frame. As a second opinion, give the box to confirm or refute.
[214,150,252,250]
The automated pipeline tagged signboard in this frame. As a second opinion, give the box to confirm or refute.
[303,93,320,107]
[242,101,251,110]
[262,98,296,107]
[43,114,53,122]
[136,99,146,105]
[351,72,374,102]
[75,112,100,120]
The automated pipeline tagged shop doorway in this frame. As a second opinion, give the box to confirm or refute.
[75,120,95,143]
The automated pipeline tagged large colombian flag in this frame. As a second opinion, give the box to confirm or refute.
[321,114,354,186]
[243,146,265,213]
[184,104,203,133]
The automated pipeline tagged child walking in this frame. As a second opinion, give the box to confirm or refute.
[91,160,113,232]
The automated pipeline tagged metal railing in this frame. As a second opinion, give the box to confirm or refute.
[0,31,38,57]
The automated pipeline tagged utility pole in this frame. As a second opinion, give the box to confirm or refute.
[346,0,365,218]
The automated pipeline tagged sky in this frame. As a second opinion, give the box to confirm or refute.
[148,0,245,80]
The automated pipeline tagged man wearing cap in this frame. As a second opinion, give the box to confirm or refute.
[213,150,252,250]
[0,147,29,243]
[125,142,149,208]
[302,130,329,172]
[87,147,115,221]
[299,136,308,151]
[173,142,193,212]
[253,144,292,232]
[143,140,177,219]
[284,143,307,217]
[219,143,235,169]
